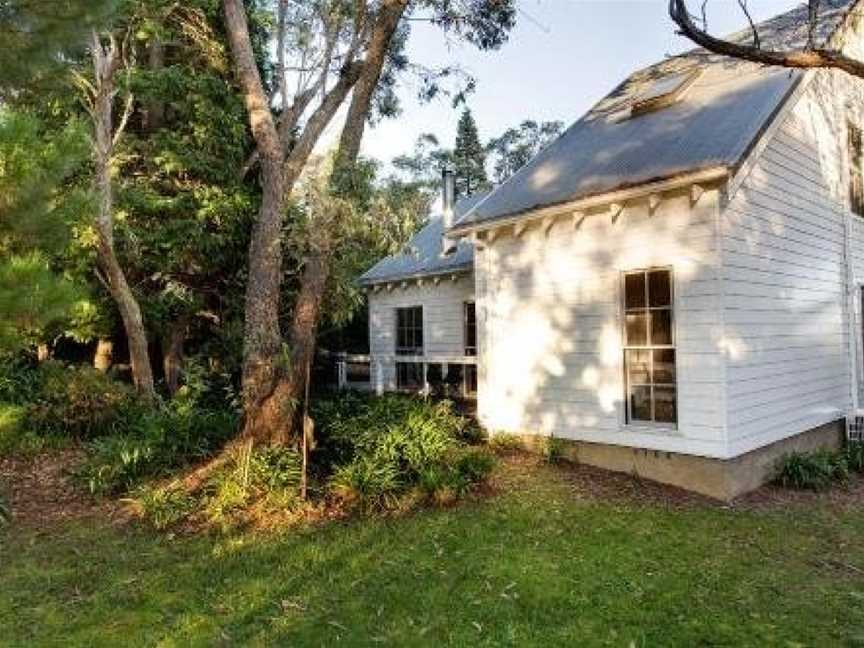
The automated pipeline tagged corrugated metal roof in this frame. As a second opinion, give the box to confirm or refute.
[453,0,854,231]
[359,193,488,285]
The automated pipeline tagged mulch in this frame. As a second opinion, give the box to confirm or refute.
[0,448,122,531]
[3,447,864,533]
[494,450,864,512]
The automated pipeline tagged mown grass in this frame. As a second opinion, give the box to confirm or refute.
[2,462,864,647]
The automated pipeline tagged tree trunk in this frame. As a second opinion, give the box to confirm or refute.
[90,31,156,400]
[94,338,113,371]
[336,0,407,168]
[142,37,165,131]
[163,319,187,397]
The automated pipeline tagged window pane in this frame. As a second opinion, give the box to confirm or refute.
[650,309,672,345]
[648,270,671,307]
[629,385,652,421]
[624,273,646,309]
[464,302,477,356]
[396,362,423,390]
[626,349,651,385]
[625,312,648,346]
[464,365,478,396]
[653,349,676,384]
[654,386,677,423]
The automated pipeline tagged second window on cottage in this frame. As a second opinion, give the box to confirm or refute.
[396,306,423,355]
[464,302,477,356]
[623,269,677,425]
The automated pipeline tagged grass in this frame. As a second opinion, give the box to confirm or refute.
[2,461,864,646]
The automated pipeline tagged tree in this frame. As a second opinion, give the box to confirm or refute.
[75,28,156,399]
[667,1,864,78]
[486,119,563,184]
[0,111,89,352]
[221,0,516,448]
[453,107,487,195]
[392,132,453,191]
[0,0,114,98]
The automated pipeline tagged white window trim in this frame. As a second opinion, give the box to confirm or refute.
[619,266,679,431]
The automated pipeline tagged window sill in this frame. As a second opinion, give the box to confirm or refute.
[620,423,679,436]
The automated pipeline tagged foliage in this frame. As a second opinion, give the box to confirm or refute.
[845,440,864,473]
[452,108,487,195]
[315,392,489,509]
[0,404,58,457]
[486,119,564,183]
[0,110,91,351]
[0,356,42,404]
[775,449,849,491]
[489,432,523,455]
[27,362,143,440]
[77,397,237,495]
[541,434,566,464]
[0,0,114,97]
[133,485,196,531]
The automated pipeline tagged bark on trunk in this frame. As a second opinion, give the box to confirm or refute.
[336,0,407,167]
[94,338,114,371]
[90,31,156,400]
[163,319,187,397]
[143,38,165,131]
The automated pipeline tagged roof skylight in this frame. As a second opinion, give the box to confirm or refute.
[631,70,700,116]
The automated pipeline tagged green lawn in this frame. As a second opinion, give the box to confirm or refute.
[2,460,864,647]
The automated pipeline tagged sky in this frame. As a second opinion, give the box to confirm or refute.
[354,0,802,169]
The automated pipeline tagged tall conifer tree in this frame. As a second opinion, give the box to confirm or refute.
[453,108,487,195]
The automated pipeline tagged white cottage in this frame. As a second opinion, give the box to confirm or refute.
[360,0,864,499]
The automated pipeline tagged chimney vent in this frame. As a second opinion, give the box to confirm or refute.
[441,168,456,255]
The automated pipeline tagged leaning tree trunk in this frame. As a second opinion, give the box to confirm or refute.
[90,31,156,400]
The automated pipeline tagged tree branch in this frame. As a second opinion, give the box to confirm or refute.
[668,0,864,79]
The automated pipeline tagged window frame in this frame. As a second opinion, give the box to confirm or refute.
[395,305,424,356]
[620,267,678,428]
[849,122,864,217]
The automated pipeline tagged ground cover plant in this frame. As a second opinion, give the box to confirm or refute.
[3,457,864,646]
[775,442,864,491]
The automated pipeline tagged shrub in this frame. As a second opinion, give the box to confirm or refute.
[202,445,303,527]
[489,432,522,455]
[454,447,496,485]
[316,393,494,510]
[845,441,864,473]
[0,356,41,404]
[541,435,566,464]
[134,485,196,530]
[775,449,849,491]
[26,362,143,439]
[78,401,237,495]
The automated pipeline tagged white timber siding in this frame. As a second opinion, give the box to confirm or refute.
[722,61,864,456]
[475,190,728,458]
[368,275,475,391]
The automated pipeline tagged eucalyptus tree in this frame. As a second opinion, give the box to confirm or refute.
[221,0,517,448]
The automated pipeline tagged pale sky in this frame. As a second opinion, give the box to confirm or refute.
[355,0,801,168]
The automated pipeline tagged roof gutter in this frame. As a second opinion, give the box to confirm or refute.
[448,166,731,237]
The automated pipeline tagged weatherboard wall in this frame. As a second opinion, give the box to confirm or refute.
[721,66,864,457]
[474,191,729,458]
[367,275,474,391]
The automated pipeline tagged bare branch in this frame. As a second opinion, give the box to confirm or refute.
[668,0,864,79]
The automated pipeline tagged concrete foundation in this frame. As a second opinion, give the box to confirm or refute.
[516,419,845,501]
